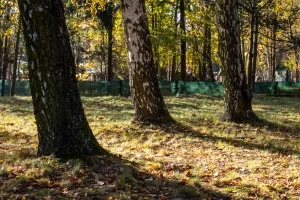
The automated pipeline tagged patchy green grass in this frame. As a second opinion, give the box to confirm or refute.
[0,95,300,199]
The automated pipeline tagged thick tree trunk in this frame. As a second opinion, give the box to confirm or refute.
[179,0,186,80]
[217,0,257,122]
[1,37,9,96]
[18,0,106,157]
[120,0,171,123]
[11,17,21,96]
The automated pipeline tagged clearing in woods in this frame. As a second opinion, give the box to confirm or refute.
[0,95,300,199]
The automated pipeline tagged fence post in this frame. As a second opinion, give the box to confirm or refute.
[119,80,123,96]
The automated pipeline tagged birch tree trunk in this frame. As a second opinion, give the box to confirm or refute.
[217,0,257,122]
[120,0,171,123]
[18,0,106,157]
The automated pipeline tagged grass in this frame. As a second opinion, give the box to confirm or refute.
[0,95,300,199]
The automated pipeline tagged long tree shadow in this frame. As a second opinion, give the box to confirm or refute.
[0,151,232,200]
[152,121,300,157]
[249,118,300,137]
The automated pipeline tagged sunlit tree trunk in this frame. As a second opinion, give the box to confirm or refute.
[120,0,171,123]
[217,0,257,122]
[18,0,106,157]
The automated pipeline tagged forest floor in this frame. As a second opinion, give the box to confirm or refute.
[0,95,300,199]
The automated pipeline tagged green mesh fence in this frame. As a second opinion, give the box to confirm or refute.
[2,80,300,97]
[277,82,300,94]
[0,80,11,96]
[159,81,177,96]
[178,81,223,96]
[253,82,277,94]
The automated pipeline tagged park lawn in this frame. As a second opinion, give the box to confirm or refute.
[0,95,300,199]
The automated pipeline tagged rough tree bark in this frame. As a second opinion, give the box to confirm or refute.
[217,0,257,122]
[11,17,21,96]
[120,0,171,123]
[18,0,106,157]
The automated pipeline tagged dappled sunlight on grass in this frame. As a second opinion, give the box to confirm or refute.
[0,95,300,199]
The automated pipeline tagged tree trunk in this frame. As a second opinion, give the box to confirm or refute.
[120,0,171,123]
[0,36,3,80]
[217,0,257,122]
[18,0,106,158]
[96,3,114,81]
[107,6,113,81]
[11,17,21,96]
[247,9,255,89]
[179,0,186,80]
[252,14,259,86]
[201,31,207,81]
[17,47,23,80]
[171,0,179,81]
[289,16,300,82]
[107,27,113,81]
[206,23,215,82]
[271,19,278,82]
[1,37,9,96]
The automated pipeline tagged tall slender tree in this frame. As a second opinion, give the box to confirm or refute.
[1,36,9,96]
[217,0,258,122]
[96,2,115,81]
[120,0,171,123]
[179,0,186,80]
[11,17,21,96]
[171,0,179,81]
[18,0,106,157]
